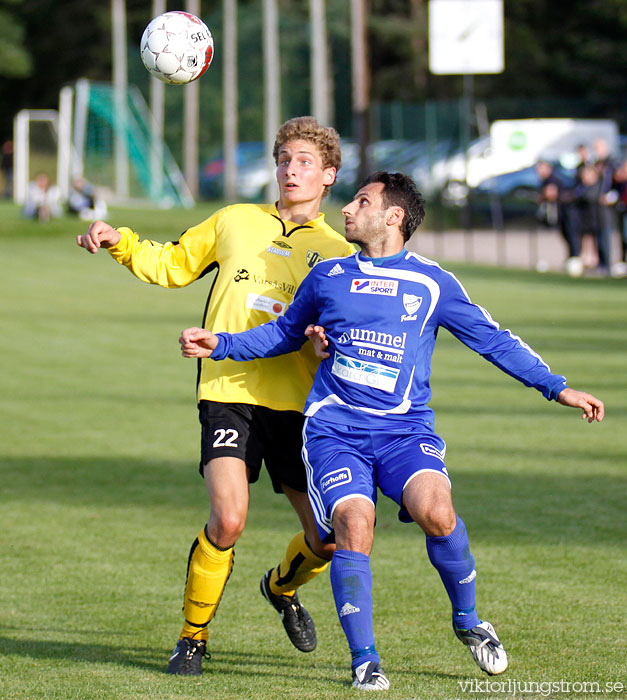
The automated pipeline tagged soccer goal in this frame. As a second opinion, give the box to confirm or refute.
[13,79,193,209]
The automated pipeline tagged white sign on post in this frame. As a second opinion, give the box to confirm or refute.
[429,0,504,75]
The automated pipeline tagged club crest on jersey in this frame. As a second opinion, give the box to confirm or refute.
[306,249,324,267]
[401,293,422,321]
[350,278,398,296]
[320,467,352,493]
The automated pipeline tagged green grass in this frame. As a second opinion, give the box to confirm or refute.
[0,201,626,700]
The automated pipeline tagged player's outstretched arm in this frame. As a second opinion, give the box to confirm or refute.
[179,327,219,358]
[557,388,605,423]
[304,324,330,359]
[76,220,122,254]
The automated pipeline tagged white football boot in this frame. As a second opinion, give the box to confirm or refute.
[454,620,508,675]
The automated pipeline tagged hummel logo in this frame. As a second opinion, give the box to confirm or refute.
[339,602,360,617]
[328,263,344,276]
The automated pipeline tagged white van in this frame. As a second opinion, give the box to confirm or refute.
[435,118,619,202]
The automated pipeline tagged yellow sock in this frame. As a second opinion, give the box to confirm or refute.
[269,531,330,598]
[179,528,234,642]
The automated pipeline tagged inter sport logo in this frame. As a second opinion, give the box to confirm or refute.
[350,278,398,296]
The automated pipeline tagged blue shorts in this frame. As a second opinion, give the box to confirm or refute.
[302,416,451,540]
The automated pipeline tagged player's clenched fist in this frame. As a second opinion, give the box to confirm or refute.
[179,327,219,358]
[76,220,122,254]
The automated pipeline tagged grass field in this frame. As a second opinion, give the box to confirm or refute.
[0,201,625,700]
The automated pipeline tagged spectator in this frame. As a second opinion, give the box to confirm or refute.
[592,138,617,274]
[611,159,627,276]
[67,176,107,221]
[574,143,590,184]
[535,160,580,276]
[1,139,13,199]
[23,172,62,222]
[572,166,602,253]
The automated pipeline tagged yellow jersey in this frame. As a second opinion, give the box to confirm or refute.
[108,202,354,411]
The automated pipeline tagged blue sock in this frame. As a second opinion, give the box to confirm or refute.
[330,550,379,669]
[426,517,481,630]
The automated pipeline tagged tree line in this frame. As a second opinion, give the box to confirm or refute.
[1,0,626,152]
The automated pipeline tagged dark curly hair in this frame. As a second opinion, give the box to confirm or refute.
[357,171,425,241]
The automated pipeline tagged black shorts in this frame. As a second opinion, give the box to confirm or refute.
[198,400,307,494]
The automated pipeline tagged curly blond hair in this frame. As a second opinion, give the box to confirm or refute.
[273,117,342,196]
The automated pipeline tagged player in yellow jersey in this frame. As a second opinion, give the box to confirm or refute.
[76,116,355,675]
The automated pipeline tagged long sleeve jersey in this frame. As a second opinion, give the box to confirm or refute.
[107,202,355,411]
[211,249,568,429]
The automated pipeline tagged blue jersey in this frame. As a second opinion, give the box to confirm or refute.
[212,250,568,429]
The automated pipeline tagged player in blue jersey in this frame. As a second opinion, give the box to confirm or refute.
[177,172,604,691]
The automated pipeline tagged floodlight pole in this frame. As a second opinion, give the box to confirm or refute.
[111,0,130,199]
[351,0,370,182]
[461,73,473,232]
[263,0,280,201]
[223,0,238,201]
[150,0,167,201]
[184,0,201,199]
[310,0,330,126]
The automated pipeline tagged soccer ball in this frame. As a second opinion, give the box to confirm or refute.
[140,11,214,84]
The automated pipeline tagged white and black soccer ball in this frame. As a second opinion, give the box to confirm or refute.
[140,11,214,84]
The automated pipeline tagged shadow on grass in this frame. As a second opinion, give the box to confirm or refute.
[0,632,467,686]
[0,635,324,681]
[1,456,625,547]
[0,634,171,674]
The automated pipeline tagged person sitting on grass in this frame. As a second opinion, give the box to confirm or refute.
[23,172,62,222]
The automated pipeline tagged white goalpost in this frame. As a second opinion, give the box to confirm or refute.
[13,80,194,209]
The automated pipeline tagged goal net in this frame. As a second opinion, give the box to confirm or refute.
[13,79,193,209]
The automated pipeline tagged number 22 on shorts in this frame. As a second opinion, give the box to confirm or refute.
[213,428,239,448]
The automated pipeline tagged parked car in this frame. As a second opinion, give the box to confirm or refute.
[332,139,448,201]
[473,165,541,199]
[199,142,265,199]
[473,163,575,198]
